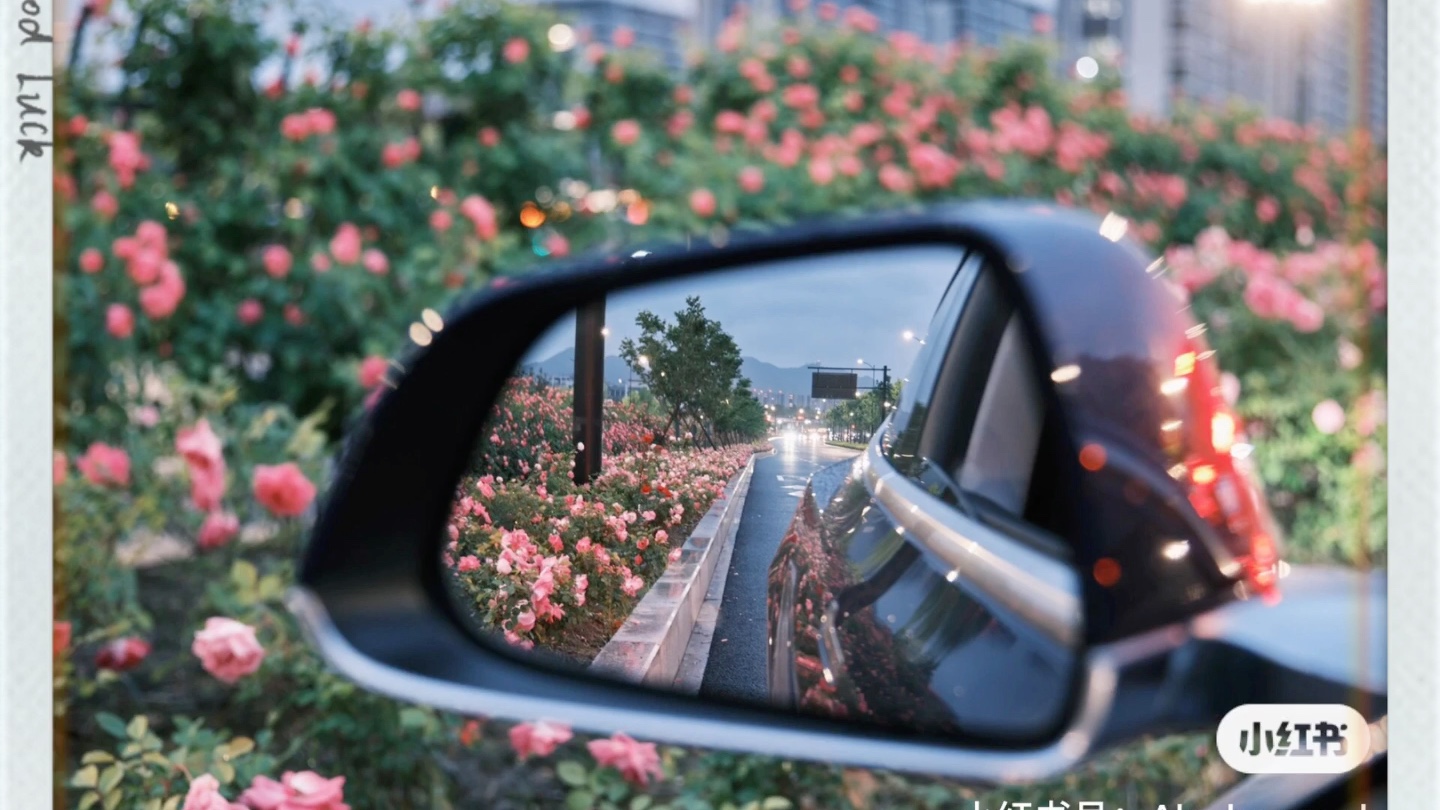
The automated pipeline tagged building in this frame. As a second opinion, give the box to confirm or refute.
[519,0,698,71]
[934,0,1058,47]
[696,0,1056,51]
[1056,0,1386,140]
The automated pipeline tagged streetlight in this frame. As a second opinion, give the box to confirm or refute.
[1244,0,1328,126]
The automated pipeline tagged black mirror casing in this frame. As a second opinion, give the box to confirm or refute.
[288,200,1383,785]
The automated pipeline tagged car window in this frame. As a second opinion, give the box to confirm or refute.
[884,252,984,473]
[906,262,1077,556]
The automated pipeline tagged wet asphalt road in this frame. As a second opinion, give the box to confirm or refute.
[698,435,862,704]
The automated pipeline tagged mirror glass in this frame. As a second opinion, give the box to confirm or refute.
[441,245,1084,742]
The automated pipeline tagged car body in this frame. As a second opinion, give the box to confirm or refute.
[766,232,1286,740]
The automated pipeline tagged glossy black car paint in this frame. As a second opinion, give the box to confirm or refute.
[764,209,1288,740]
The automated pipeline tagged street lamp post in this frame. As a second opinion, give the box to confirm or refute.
[857,359,891,438]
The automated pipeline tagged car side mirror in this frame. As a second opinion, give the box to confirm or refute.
[288,202,1384,786]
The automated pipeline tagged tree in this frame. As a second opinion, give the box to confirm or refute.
[825,380,904,441]
[618,296,745,447]
[714,377,769,444]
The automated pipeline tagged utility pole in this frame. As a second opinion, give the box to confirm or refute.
[573,299,606,485]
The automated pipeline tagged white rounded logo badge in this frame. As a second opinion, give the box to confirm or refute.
[1217,704,1371,774]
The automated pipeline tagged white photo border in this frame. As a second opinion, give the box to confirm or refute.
[2,0,56,807]
[1386,0,1440,798]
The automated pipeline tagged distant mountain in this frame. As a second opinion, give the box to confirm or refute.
[520,349,876,402]
[521,348,633,385]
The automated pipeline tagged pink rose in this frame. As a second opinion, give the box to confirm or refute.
[715,110,746,134]
[330,223,363,265]
[139,281,184,321]
[621,574,644,597]
[503,37,531,64]
[396,89,422,111]
[310,252,332,273]
[128,247,162,285]
[613,25,635,48]
[112,235,138,261]
[306,107,337,135]
[107,130,148,188]
[508,720,573,759]
[192,617,265,684]
[237,299,264,325]
[737,166,765,194]
[1256,195,1280,224]
[177,420,227,512]
[689,188,716,218]
[1311,399,1346,435]
[1338,339,1363,370]
[238,772,348,810]
[587,732,663,786]
[251,463,317,517]
[182,774,245,810]
[515,610,537,632]
[612,119,641,146]
[381,142,409,168]
[281,113,311,141]
[460,195,499,241]
[361,248,389,275]
[430,209,453,232]
[95,636,150,671]
[79,247,104,274]
[198,512,240,551]
[91,189,118,220]
[261,244,293,279]
[879,164,914,194]
[77,442,131,487]
[479,127,501,147]
[808,157,835,186]
[843,5,879,32]
[457,555,481,572]
[359,355,389,389]
[106,303,134,338]
[1287,297,1325,333]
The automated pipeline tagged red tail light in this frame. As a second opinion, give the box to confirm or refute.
[1176,341,1283,601]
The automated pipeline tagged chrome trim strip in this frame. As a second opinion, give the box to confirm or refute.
[861,424,1083,648]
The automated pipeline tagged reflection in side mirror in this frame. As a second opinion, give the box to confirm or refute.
[439,245,1086,743]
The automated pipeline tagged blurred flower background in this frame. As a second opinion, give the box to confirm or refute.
[53,0,1384,807]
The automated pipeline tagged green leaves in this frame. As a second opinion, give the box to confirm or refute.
[556,760,590,787]
[96,713,129,740]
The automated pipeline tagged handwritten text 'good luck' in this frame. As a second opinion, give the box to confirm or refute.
[16,0,54,162]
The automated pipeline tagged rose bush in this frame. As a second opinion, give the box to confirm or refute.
[56,0,1384,807]
[447,376,765,658]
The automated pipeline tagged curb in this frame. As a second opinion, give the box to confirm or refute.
[590,449,767,687]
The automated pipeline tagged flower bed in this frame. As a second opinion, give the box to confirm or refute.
[446,377,767,660]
